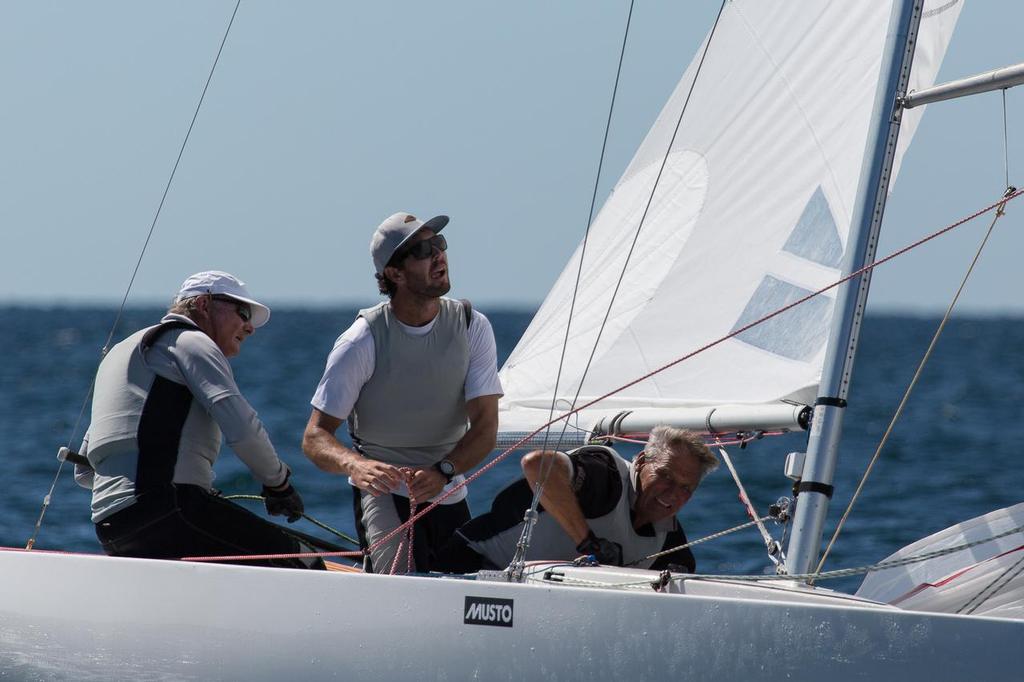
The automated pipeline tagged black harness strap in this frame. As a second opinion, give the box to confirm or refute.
[141,320,195,349]
[459,298,473,329]
[135,321,198,492]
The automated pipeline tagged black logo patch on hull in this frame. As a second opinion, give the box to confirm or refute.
[464,596,514,627]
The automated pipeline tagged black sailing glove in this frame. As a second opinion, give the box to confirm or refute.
[263,473,305,523]
[575,530,623,565]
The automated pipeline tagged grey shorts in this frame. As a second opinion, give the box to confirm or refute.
[353,487,470,574]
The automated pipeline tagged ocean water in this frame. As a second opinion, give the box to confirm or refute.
[2,306,1022,593]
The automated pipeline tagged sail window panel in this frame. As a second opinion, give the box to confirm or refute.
[499,0,962,431]
[783,187,844,268]
[731,275,832,362]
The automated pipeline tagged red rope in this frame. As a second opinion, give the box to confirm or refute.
[366,189,1023,557]
[180,550,363,563]
[388,471,418,574]
[889,544,1024,605]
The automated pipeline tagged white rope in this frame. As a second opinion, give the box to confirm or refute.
[717,446,784,570]
[626,516,772,567]
[541,522,1024,592]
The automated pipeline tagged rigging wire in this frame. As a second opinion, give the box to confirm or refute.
[545,0,729,449]
[509,0,729,579]
[553,523,1024,591]
[624,515,773,567]
[224,494,361,547]
[537,0,634,456]
[812,189,1012,581]
[366,187,1024,558]
[509,0,637,580]
[25,0,243,551]
[958,550,1024,615]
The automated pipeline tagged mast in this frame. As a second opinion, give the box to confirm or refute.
[784,0,925,576]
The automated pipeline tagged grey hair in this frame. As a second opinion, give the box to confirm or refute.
[168,295,200,319]
[644,425,719,478]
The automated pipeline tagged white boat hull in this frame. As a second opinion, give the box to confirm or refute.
[1,550,1018,680]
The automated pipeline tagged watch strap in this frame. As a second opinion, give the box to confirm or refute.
[433,460,455,483]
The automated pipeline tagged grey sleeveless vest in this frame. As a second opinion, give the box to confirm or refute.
[466,447,670,569]
[350,297,470,466]
[87,321,222,521]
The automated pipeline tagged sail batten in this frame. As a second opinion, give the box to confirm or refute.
[499,1,962,435]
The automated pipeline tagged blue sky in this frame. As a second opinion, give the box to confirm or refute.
[1,1,1021,313]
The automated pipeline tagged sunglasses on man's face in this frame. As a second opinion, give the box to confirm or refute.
[211,295,252,323]
[400,234,447,261]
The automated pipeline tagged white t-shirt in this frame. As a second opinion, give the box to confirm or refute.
[310,307,504,503]
[312,309,503,421]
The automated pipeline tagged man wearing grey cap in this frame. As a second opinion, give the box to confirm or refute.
[74,271,326,569]
[303,212,502,574]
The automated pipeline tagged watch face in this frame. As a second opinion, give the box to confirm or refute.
[439,459,456,475]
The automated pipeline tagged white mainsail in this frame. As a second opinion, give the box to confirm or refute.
[498,1,962,436]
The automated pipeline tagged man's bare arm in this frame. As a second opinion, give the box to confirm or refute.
[302,409,401,496]
[407,393,499,501]
[521,450,590,545]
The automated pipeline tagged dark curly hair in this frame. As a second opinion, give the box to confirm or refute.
[375,271,397,297]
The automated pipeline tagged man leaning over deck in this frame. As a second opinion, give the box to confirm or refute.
[434,426,718,573]
[302,212,502,574]
[74,271,325,569]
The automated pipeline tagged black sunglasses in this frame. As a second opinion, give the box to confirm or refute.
[210,295,252,323]
[399,234,447,262]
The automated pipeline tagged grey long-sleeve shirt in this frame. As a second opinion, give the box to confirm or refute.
[75,314,286,522]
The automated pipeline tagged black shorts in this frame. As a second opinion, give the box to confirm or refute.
[95,484,329,570]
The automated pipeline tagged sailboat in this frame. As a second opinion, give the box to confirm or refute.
[3,0,1022,679]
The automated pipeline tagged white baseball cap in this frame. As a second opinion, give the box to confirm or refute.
[175,270,271,328]
[370,212,449,275]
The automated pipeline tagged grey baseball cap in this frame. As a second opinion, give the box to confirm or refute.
[370,212,449,275]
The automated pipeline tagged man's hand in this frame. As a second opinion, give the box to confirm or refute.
[350,459,402,497]
[407,466,448,502]
[263,480,305,523]
[575,530,623,565]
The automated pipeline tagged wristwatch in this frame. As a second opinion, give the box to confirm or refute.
[434,458,457,482]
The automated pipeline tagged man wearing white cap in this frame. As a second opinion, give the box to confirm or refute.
[74,271,325,569]
[303,212,502,574]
